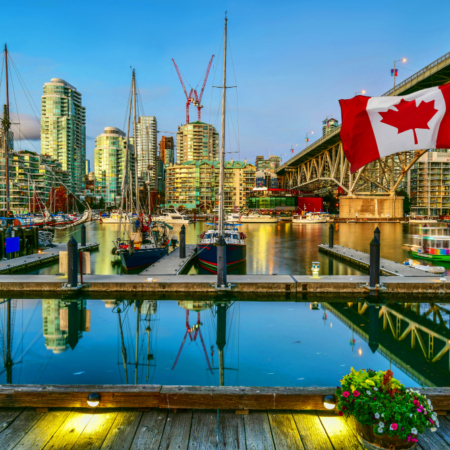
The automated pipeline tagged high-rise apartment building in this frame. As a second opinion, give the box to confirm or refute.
[136,116,157,187]
[41,78,86,193]
[94,127,134,206]
[165,159,255,211]
[255,155,281,172]
[409,150,450,216]
[160,136,175,165]
[322,117,339,136]
[176,122,219,164]
[0,129,14,212]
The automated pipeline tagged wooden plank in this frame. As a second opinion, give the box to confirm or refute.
[100,410,142,450]
[0,385,161,408]
[71,410,119,450]
[130,410,168,450]
[244,411,275,450]
[318,412,363,450]
[0,409,43,450]
[12,409,72,450]
[436,416,450,445]
[43,410,94,450]
[218,410,246,449]
[418,428,450,450]
[188,410,217,450]
[292,411,333,450]
[0,408,24,433]
[158,410,192,450]
[268,412,304,450]
[159,386,336,411]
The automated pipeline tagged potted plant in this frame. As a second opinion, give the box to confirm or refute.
[336,368,439,449]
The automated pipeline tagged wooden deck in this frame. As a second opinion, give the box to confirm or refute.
[0,408,449,450]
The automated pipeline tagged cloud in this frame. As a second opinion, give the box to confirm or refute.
[9,113,40,141]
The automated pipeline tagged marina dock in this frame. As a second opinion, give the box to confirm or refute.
[0,242,100,274]
[0,385,449,449]
[139,245,197,276]
[318,244,431,277]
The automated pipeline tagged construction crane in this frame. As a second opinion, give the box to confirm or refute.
[172,55,214,124]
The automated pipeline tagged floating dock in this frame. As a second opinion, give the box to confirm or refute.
[139,245,196,276]
[0,242,99,274]
[318,244,431,277]
[0,385,448,450]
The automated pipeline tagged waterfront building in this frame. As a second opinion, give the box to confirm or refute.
[409,149,450,216]
[86,159,91,174]
[322,117,339,136]
[41,78,86,193]
[255,155,281,172]
[247,188,299,211]
[255,170,278,188]
[94,127,134,207]
[160,136,175,165]
[0,129,14,212]
[176,122,219,164]
[136,116,157,187]
[165,159,255,212]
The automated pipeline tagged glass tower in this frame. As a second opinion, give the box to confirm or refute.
[41,78,86,194]
[136,116,157,188]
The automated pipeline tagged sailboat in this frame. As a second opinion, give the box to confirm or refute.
[197,16,247,273]
[112,69,170,271]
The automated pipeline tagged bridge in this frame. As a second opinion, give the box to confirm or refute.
[277,51,450,204]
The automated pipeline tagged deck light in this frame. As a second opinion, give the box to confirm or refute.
[312,261,320,278]
[87,393,101,407]
[323,395,336,410]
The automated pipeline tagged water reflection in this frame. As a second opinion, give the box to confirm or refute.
[0,297,449,387]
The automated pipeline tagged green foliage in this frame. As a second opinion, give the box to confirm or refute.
[396,189,411,214]
[336,368,439,443]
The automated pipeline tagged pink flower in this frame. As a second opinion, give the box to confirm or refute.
[429,419,434,424]
[353,390,360,397]
[342,391,350,398]
[390,423,398,431]
[417,408,422,413]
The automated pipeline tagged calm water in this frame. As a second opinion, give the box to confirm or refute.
[28,221,450,276]
[0,298,448,387]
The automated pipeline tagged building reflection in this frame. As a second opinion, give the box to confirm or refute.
[42,299,90,353]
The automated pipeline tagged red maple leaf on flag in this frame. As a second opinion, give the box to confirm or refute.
[379,98,438,145]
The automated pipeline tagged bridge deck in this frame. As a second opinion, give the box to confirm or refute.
[318,244,432,277]
[0,407,448,449]
[0,243,99,275]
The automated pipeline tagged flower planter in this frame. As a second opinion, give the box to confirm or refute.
[355,422,417,450]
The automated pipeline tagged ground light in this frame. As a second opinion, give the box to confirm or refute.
[87,393,101,407]
[323,395,336,410]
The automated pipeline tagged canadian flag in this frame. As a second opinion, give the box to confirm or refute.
[339,84,450,173]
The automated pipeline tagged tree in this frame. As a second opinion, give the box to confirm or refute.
[396,189,411,214]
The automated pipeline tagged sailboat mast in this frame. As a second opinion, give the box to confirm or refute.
[3,44,11,214]
[218,17,227,236]
[133,70,139,218]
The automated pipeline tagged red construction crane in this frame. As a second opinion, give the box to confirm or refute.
[172,55,214,124]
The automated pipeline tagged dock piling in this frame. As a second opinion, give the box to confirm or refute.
[374,226,380,243]
[328,224,334,248]
[67,237,78,287]
[216,234,227,287]
[179,225,186,259]
[369,236,380,288]
[81,224,86,247]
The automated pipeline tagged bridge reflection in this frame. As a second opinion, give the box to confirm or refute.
[324,300,450,387]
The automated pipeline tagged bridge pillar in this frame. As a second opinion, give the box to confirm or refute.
[339,196,404,219]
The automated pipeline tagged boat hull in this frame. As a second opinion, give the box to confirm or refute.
[411,250,450,261]
[120,247,169,271]
[197,243,246,272]
[292,220,327,224]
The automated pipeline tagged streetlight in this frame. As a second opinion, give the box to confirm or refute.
[305,131,314,147]
[392,58,407,90]
[290,144,298,156]
[355,90,366,96]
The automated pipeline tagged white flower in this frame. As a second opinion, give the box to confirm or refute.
[431,427,437,432]
[427,399,432,406]
[430,405,434,411]
[381,413,385,418]
[411,428,418,435]
[436,419,440,427]
[432,413,437,420]
[373,387,378,391]
[377,428,383,434]
[389,424,396,431]
[409,414,413,418]
[374,413,380,419]
[366,390,371,395]
[379,422,385,428]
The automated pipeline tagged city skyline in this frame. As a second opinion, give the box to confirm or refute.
[2,0,450,168]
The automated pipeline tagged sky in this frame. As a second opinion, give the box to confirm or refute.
[2,0,450,167]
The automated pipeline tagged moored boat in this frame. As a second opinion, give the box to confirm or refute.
[293,212,328,223]
[225,213,278,223]
[409,226,450,261]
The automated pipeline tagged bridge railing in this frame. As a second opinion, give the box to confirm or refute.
[383,51,450,97]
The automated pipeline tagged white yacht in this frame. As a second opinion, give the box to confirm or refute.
[152,209,190,224]
[293,212,328,224]
[225,213,278,223]
[101,212,131,224]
